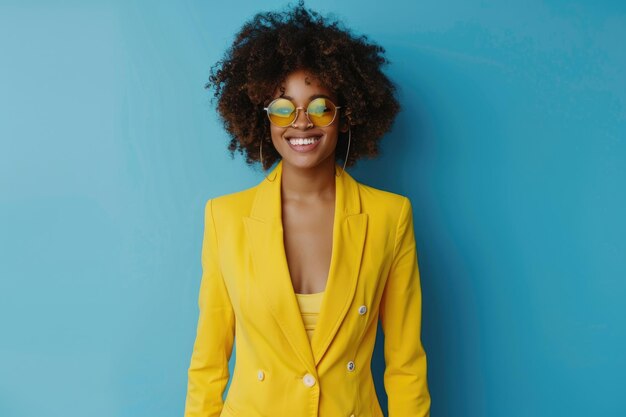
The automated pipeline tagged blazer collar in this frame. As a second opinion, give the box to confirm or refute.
[243,160,368,370]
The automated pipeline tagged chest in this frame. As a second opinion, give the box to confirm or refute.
[281,199,335,294]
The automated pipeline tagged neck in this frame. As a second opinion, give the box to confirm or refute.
[280,158,336,202]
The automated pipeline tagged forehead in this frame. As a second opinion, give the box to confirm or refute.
[273,69,336,101]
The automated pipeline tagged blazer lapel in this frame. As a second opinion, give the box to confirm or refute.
[311,176,368,367]
[243,160,368,370]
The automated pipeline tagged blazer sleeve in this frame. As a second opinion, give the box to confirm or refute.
[379,196,431,417]
[184,198,236,417]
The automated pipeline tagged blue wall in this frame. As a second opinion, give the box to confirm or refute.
[1,1,624,416]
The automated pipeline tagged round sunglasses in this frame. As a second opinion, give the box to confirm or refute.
[264,97,342,128]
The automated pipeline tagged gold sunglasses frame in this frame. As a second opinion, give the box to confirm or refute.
[263,97,342,128]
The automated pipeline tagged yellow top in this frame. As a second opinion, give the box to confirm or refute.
[294,290,325,343]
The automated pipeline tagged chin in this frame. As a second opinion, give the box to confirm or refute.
[284,152,337,169]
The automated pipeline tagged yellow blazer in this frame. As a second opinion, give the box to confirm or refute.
[184,160,430,417]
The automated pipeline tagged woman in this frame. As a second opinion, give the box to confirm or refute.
[184,2,431,416]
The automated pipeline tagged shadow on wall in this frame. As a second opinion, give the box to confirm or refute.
[360,45,498,416]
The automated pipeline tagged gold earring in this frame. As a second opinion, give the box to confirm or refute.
[260,139,277,182]
[335,127,351,177]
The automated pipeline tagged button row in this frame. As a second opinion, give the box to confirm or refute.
[259,367,356,386]
[257,369,356,415]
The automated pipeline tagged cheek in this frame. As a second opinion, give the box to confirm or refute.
[324,126,340,142]
[270,126,284,143]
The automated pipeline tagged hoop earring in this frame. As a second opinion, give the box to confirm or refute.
[260,139,277,182]
[335,127,351,177]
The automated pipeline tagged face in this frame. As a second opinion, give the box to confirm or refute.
[267,69,348,171]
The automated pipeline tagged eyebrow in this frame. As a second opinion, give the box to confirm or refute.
[279,93,334,101]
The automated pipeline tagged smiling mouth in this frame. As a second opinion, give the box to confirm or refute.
[287,136,321,146]
[285,135,322,152]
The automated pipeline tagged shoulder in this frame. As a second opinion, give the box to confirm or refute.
[203,183,258,222]
[355,180,412,220]
[354,180,415,251]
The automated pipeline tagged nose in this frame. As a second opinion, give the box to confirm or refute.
[291,107,313,129]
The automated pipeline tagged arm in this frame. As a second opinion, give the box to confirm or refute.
[379,196,431,416]
[184,199,236,417]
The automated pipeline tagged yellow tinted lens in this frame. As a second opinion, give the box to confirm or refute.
[307,98,337,126]
[267,98,295,126]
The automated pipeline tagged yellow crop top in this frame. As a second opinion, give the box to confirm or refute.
[294,290,325,343]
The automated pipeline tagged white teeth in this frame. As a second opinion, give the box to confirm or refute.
[288,137,320,146]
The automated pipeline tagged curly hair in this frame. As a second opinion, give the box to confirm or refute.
[207,0,400,170]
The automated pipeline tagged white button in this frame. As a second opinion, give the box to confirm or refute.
[350,414,355,417]
[302,373,316,387]
[347,361,355,372]
[358,305,367,315]
[257,370,265,381]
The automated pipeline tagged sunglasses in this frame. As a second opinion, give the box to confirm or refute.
[264,97,342,128]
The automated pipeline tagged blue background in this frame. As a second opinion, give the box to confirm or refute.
[1,1,624,416]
